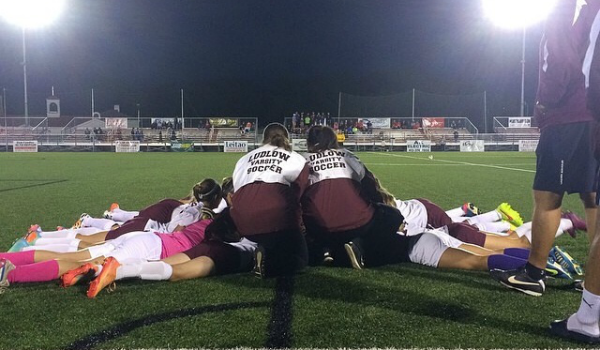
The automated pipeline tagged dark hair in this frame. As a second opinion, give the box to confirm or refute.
[307,125,339,152]
[204,208,240,243]
[192,178,222,209]
[262,123,291,151]
[221,177,234,198]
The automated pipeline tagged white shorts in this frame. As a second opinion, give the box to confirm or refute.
[408,230,463,268]
[87,231,162,262]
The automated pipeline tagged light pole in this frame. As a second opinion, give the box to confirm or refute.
[21,27,29,126]
[520,27,526,117]
[483,0,558,117]
[0,0,66,127]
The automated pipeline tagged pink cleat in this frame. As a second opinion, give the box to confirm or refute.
[562,211,587,238]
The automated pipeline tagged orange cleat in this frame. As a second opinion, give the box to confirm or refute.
[87,257,120,298]
[60,263,98,288]
[109,203,119,212]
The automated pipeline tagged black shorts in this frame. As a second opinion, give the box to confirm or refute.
[182,241,251,276]
[533,122,598,194]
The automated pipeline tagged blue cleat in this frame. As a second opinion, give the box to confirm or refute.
[551,246,584,276]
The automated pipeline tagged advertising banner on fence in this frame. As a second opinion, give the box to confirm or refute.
[460,140,485,152]
[292,138,308,152]
[407,140,431,152]
[115,141,140,153]
[358,118,390,129]
[105,118,128,129]
[209,118,238,128]
[224,140,248,153]
[171,142,194,152]
[518,139,539,152]
[509,117,531,128]
[13,140,38,152]
[422,117,445,128]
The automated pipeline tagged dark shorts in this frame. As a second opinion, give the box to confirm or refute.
[105,199,182,240]
[447,222,486,247]
[138,199,182,222]
[534,122,598,194]
[417,198,453,228]
[182,241,250,275]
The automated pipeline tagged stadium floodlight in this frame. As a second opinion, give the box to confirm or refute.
[0,0,66,126]
[482,0,558,117]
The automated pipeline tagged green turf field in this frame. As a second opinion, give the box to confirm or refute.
[0,151,593,349]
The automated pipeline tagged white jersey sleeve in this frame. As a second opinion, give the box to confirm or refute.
[395,199,429,236]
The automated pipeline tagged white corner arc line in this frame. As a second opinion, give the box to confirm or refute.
[367,152,536,174]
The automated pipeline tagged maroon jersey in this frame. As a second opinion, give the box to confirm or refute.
[301,148,374,232]
[231,144,309,236]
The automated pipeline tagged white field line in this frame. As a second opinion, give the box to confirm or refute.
[368,163,535,167]
[368,152,536,174]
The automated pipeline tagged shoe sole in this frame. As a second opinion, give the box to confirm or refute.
[87,260,118,298]
[550,321,600,344]
[554,248,583,276]
[499,281,542,297]
[0,260,16,288]
[253,250,265,279]
[61,265,96,288]
[344,244,363,270]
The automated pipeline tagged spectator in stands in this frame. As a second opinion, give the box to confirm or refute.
[85,128,91,140]
[453,130,459,142]
[304,113,312,127]
[159,130,163,142]
[116,127,122,141]
[131,127,135,140]
[139,128,144,142]
[367,120,373,134]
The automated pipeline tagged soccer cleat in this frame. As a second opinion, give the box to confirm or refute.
[573,280,584,292]
[252,246,266,279]
[72,213,90,229]
[56,226,65,231]
[109,203,119,212]
[8,238,30,252]
[551,246,584,276]
[496,203,524,227]
[545,258,573,280]
[562,211,587,238]
[462,202,481,217]
[24,224,41,244]
[0,258,16,288]
[60,263,98,288]
[322,250,334,266]
[550,318,600,344]
[102,210,112,220]
[489,267,545,296]
[344,241,365,270]
[87,257,120,298]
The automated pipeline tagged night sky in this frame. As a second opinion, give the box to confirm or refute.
[0,0,544,126]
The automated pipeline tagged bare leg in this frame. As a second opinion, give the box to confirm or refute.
[584,207,600,294]
[456,243,495,255]
[529,190,563,269]
[169,256,216,281]
[483,234,530,250]
[162,253,191,265]
[581,192,598,242]
[33,249,92,263]
[75,231,108,244]
[437,247,489,270]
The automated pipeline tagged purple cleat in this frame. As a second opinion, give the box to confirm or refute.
[562,211,587,238]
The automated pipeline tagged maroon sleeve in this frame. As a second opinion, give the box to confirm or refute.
[291,163,310,201]
[537,1,577,108]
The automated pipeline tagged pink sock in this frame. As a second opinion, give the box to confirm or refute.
[0,250,35,266]
[8,260,59,283]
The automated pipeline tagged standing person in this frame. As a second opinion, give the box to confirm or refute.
[491,0,599,297]
[230,123,309,278]
[550,3,600,343]
[301,125,405,269]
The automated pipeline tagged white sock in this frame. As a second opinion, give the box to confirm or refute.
[75,227,105,236]
[465,210,502,224]
[555,218,573,238]
[21,244,78,253]
[116,261,173,281]
[110,211,138,222]
[476,221,511,233]
[445,207,464,220]
[83,217,116,230]
[39,229,78,239]
[34,238,80,246]
[568,288,600,337]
